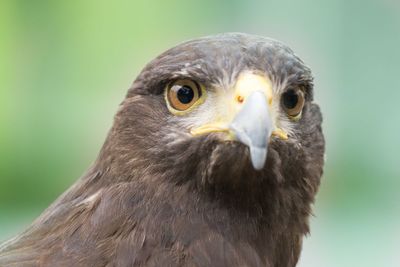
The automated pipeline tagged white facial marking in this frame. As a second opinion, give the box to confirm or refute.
[78,190,102,206]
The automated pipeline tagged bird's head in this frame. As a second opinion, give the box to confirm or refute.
[100,33,324,197]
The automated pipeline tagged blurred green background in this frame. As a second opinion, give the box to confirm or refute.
[1,0,399,266]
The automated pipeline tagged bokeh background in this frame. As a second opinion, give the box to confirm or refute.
[1,0,399,266]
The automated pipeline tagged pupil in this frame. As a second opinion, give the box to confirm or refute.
[283,90,299,109]
[177,85,194,104]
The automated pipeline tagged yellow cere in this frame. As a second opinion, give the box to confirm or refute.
[233,71,273,110]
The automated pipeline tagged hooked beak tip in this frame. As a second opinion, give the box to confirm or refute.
[249,145,268,171]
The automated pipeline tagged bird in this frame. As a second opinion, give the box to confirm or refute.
[0,33,325,267]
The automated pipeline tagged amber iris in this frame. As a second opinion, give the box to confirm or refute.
[281,89,305,117]
[167,80,202,111]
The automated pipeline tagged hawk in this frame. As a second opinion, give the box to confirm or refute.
[0,33,325,267]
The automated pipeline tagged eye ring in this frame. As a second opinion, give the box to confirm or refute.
[165,79,206,115]
[281,88,305,118]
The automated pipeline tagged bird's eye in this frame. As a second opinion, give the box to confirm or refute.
[166,79,205,114]
[281,89,305,118]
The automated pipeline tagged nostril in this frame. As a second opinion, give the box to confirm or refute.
[236,95,244,104]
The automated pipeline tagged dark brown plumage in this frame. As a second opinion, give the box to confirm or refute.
[0,33,325,267]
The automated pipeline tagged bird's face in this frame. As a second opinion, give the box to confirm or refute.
[106,33,324,192]
[165,71,298,170]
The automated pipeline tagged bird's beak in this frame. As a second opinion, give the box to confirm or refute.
[229,90,271,170]
[190,72,288,170]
